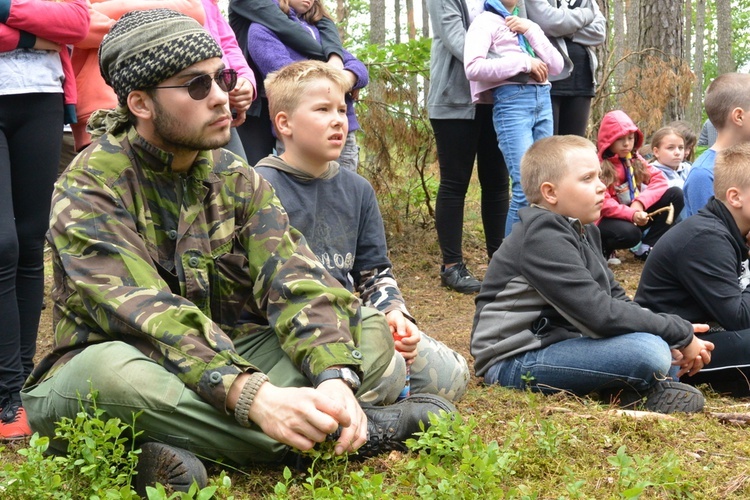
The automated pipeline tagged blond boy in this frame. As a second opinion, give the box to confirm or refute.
[684,73,750,216]
[255,60,471,402]
[471,135,712,413]
[637,143,750,396]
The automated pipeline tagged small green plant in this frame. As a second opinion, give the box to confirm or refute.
[0,389,224,500]
[606,445,695,499]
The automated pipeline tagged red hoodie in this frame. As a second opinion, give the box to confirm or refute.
[0,0,90,124]
[596,110,668,222]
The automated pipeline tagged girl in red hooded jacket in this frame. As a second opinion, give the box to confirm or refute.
[596,110,684,263]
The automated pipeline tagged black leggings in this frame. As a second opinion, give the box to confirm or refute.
[236,97,275,166]
[551,95,592,137]
[0,93,63,399]
[431,105,509,264]
[598,186,684,256]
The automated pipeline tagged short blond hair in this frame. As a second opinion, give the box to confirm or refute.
[714,143,750,201]
[264,60,352,124]
[521,135,597,204]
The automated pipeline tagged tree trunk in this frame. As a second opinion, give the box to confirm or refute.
[612,0,625,105]
[335,0,348,42]
[395,0,402,44]
[370,0,386,45]
[406,0,417,40]
[716,0,734,73]
[690,0,706,128]
[636,0,687,128]
[421,0,430,38]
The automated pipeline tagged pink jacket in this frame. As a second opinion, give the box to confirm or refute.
[70,0,205,150]
[463,12,563,104]
[0,0,90,120]
[597,110,669,221]
[201,0,255,86]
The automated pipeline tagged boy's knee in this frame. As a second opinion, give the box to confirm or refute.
[410,335,471,402]
[624,333,673,379]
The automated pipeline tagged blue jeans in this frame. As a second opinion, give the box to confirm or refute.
[491,84,553,236]
[484,332,675,396]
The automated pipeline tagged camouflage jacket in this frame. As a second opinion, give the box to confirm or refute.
[32,128,364,412]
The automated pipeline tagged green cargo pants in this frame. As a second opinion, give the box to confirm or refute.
[22,308,404,465]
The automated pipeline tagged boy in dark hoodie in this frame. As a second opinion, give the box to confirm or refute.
[596,110,683,262]
[636,143,750,397]
[471,135,712,413]
[257,60,470,403]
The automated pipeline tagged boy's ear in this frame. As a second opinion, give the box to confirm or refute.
[127,91,154,121]
[730,107,746,127]
[274,111,292,138]
[726,187,743,209]
[539,181,558,205]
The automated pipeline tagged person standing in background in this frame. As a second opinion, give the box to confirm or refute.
[525,0,606,137]
[201,0,256,161]
[0,0,90,440]
[426,0,509,294]
[229,0,346,165]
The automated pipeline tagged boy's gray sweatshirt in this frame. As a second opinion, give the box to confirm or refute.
[471,205,694,377]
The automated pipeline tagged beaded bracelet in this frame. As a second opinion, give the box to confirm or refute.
[234,372,269,428]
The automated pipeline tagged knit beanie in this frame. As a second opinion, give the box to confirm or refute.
[99,9,222,106]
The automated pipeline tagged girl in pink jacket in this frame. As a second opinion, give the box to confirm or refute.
[464,0,563,235]
[596,110,684,263]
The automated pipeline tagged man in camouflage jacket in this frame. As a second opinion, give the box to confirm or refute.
[22,10,454,479]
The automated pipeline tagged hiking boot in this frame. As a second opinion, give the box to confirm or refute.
[134,442,207,497]
[0,395,31,441]
[355,394,458,457]
[608,380,704,414]
[440,262,482,294]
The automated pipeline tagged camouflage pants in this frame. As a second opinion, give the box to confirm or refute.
[22,308,467,464]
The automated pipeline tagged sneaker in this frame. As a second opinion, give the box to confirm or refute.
[632,244,651,262]
[345,394,458,458]
[134,442,207,496]
[0,396,32,441]
[608,380,704,414]
[440,262,482,294]
[606,251,621,266]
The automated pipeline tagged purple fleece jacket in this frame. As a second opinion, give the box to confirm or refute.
[247,6,368,132]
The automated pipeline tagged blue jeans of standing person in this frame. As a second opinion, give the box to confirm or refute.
[483,332,676,395]
[491,84,553,236]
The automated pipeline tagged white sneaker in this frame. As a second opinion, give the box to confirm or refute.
[607,251,621,266]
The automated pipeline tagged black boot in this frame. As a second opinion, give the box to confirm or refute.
[355,394,458,457]
[134,442,207,497]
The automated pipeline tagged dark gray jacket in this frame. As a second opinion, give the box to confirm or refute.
[471,206,693,376]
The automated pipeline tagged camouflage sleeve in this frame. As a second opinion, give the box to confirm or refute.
[49,167,254,413]
[354,267,415,323]
[238,169,364,379]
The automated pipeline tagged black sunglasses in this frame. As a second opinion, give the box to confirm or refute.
[152,68,238,100]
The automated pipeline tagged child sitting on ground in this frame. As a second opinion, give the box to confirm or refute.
[470,135,713,414]
[650,126,689,189]
[683,73,750,216]
[636,143,750,397]
[597,110,684,262]
[259,60,470,402]
[668,120,698,164]
[463,0,563,235]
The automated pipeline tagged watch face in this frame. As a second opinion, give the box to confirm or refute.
[341,368,361,390]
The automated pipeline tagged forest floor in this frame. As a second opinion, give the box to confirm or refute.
[4,225,750,498]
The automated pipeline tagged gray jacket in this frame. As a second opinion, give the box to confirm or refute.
[524,0,605,83]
